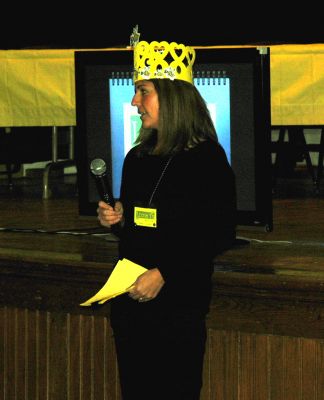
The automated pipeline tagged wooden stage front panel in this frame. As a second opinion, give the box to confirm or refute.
[1,196,324,399]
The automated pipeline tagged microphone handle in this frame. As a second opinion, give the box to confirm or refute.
[94,175,115,207]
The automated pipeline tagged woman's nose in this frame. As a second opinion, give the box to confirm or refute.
[131,92,140,106]
[131,97,136,106]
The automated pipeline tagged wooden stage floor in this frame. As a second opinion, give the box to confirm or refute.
[0,169,324,273]
[0,170,323,248]
[0,169,323,276]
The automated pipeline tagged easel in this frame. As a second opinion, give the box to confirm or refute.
[272,126,324,195]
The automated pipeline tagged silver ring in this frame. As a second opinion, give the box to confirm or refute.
[139,297,144,302]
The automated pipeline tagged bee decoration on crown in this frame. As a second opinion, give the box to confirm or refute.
[130,25,141,48]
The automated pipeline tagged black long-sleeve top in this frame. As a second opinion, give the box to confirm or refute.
[117,139,236,310]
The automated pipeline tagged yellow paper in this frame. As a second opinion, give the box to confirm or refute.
[80,258,147,306]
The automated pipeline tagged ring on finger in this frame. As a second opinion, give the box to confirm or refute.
[139,297,150,302]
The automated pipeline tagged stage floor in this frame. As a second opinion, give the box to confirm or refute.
[0,168,323,269]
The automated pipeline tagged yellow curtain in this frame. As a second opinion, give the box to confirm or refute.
[0,44,323,127]
[0,49,76,126]
[271,44,324,125]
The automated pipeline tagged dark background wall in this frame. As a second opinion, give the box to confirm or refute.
[1,8,322,50]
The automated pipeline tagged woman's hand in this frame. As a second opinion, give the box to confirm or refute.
[97,200,124,228]
[128,268,165,302]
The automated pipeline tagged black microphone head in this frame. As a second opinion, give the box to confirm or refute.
[90,158,106,176]
[89,158,115,206]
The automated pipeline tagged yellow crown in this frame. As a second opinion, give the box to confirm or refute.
[133,41,196,84]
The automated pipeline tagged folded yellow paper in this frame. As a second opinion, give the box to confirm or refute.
[80,258,147,306]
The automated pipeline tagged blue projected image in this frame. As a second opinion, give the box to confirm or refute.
[109,79,141,197]
[109,78,231,198]
[195,77,231,160]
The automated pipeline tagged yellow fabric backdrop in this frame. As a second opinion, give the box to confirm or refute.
[0,44,323,127]
[270,44,324,125]
[0,49,76,127]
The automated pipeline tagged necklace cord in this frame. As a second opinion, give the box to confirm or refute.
[148,157,173,206]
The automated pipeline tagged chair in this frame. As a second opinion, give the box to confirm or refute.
[271,126,324,195]
[0,126,75,198]
[0,127,52,186]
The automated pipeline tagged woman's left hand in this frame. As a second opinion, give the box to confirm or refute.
[128,268,165,302]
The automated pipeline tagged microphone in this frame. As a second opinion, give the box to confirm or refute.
[90,158,115,207]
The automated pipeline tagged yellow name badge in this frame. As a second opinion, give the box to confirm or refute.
[134,206,157,228]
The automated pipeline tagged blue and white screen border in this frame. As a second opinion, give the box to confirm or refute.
[109,77,231,198]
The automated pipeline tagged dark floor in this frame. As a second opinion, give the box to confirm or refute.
[0,170,78,199]
[0,163,323,201]
[272,165,323,199]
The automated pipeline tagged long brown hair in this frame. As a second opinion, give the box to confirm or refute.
[134,79,218,156]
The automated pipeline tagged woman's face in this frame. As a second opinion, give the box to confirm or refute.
[131,80,159,130]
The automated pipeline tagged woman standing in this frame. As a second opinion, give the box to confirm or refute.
[97,38,237,400]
